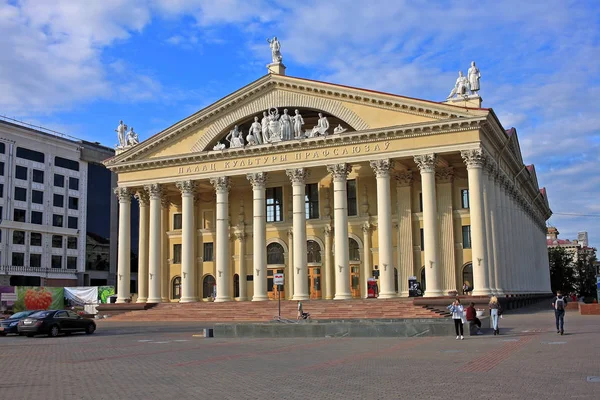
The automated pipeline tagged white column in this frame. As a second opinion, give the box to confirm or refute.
[501,181,513,293]
[461,149,491,296]
[482,167,496,294]
[507,187,519,293]
[414,154,443,297]
[287,168,309,300]
[115,187,131,303]
[160,199,170,302]
[370,159,395,298]
[396,171,414,297]
[247,172,268,301]
[435,167,457,295]
[134,190,149,303]
[144,184,163,303]
[235,230,248,300]
[324,225,334,299]
[176,180,198,302]
[361,222,372,298]
[327,163,353,300]
[286,228,294,299]
[211,177,231,302]
[492,175,505,295]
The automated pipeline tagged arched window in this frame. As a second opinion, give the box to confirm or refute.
[307,240,322,263]
[349,238,360,261]
[267,243,285,265]
[172,276,181,300]
[462,263,473,290]
[202,275,216,298]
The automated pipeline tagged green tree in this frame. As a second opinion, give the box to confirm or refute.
[573,252,598,298]
[548,247,575,294]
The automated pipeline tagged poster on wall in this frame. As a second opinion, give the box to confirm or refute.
[0,286,17,308]
[98,286,115,304]
[64,287,99,306]
[13,287,65,312]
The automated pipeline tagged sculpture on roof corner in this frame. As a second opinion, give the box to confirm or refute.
[267,36,282,64]
[115,120,140,150]
[447,61,481,99]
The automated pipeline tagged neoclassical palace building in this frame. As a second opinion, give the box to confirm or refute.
[105,56,552,303]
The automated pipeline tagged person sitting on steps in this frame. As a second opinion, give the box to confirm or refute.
[466,302,483,335]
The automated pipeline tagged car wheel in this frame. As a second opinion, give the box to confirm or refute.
[49,325,60,338]
[0,332,6,337]
[26,334,34,338]
[86,324,96,335]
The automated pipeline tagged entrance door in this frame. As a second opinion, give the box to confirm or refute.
[267,269,285,300]
[350,265,360,298]
[309,266,322,299]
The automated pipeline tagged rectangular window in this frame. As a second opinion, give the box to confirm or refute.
[54,194,64,207]
[55,156,79,171]
[67,237,77,249]
[419,192,423,212]
[69,177,79,191]
[54,174,65,187]
[0,161,4,175]
[420,228,424,251]
[51,255,62,269]
[173,244,182,264]
[173,213,182,230]
[30,254,42,269]
[68,216,78,229]
[12,252,25,267]
[461,189,470,209]
[17,147,45,163]
[53,214,63,227]
[32,169,44,183]
[305,183,320,220]
[347,180,357,216]
[14,209,26,222]
[67,256,77,270]
[266,187,283,222]
[13,231,25,245]
[31,211,43,225]
[15,165,27,180]
[32,190,43,204]
[52,235,63,248]
[0,183,3,197]
[0,142,5,154]
[462,225,472,249]
[68,196,79,210]
[203,242,214,262]
[14,186,27,201]
[30,232,42,246]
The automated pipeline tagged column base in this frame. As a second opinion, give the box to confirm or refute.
[292,294,309,300]
[325,296,334,300]
[334,293,353,300]
[146,297,162,303]
[160,297,169,303]
[472,289,492,296]
[378,292,398,299]
[423,290,444,297]
[179,297,199,303]
[252,295,269,301]
[136,297,148,303]
[236,297,248,302]
[399,291,410,297]
[214,296,232,302]
[116,297,130,304]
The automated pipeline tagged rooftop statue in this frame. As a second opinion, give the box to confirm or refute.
[447,71,469,99]
[126,127,139,146]
[115,120,127,148]
[333,124,347,134]
[267,107,282,142]
[226,125,244,148]
[279,109,293,141]
[293,109,304,138]
[261,111,270,144]
[308,113,330,137]
[249,116,263,145]
[267,36,282,64]
[213,142,226,151]
[468,61,481,95]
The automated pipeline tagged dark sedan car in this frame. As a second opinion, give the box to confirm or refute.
[18,310,96,337]
[0,310,41,336]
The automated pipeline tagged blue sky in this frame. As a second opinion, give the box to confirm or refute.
[1,0,599,248]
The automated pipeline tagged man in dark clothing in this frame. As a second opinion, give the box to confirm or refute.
[552,291,568,335]
[466,302,482,334]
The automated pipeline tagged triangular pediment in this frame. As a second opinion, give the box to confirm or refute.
[105,74,488,167]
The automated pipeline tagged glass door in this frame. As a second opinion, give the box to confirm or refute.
[350,265,360,298]
[309,267,322,299]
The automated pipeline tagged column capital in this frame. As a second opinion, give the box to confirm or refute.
[395,170,414,187]
[176,180,197,196]
[210,176,230,193]
[144,183,163,200]
[286,168,308,184]
[327,163,352,181]
[461,148,485,169]
[247,172,267,187]
[435,167,454,183]
[361,221,371,233]
[114,187,132,202]
[234,230,247,241]
[287,227,293,239]
[414,154,437,173]
[323,224,333,237]
[369,159,394,178]
[134,189,149,206]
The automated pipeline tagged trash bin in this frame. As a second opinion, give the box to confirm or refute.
[108,295,118,304]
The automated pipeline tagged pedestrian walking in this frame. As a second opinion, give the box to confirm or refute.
[447,298,464,340]
[489,296,502,335]
[552,290,568,335]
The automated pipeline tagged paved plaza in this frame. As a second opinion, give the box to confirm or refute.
[1,303,598,400]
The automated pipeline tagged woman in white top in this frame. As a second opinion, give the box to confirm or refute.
[448,298,465,340]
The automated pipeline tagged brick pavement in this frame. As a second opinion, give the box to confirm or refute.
[0,302,598,400]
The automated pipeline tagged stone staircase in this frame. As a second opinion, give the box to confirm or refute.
[105,298,446,322]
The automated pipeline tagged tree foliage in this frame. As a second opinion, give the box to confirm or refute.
[573,252,598,298]
[548,247,575,294]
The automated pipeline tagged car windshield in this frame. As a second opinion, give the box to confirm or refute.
[10,311,34,319]
[29,311,52,319]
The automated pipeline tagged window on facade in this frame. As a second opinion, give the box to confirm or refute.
[68,196,79,210]
[67,237,77,249]
[419,192,423,212]
[14,209,26,222]
[53,214,63,227]
[461,189,470,209]
[172,277,181,299]
[17,147,45,163]
[307,240,322,263]
[67,256,77,270]
[68,216,78,229]
[203,242,214,262]
[349,238,360,261]
[0,161,4,175]
[0,183,3,197]
[30,232,42,246]
[30,254,42,269]
[51,255,62,269]
[266,187,283,222]
[55,156,80,171]
[173,244,182,264]
[13,231,25,245]
[32,169,44,183]
[32,190,43,204]
[54,194,64,207]
[267,243,285,264]
[52,235,63,248]
[14,187,27,201]
[347,180,357,216]
[420,228,424,251]
[12,252,25,267]
[0,142,4,154]
[15,165,27,180]
[31,211,43,225]
[462,225,472,249]
[305,183,320,220]
[69,177,79,191]
[173,213,182,230]
[54,174,65,187]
